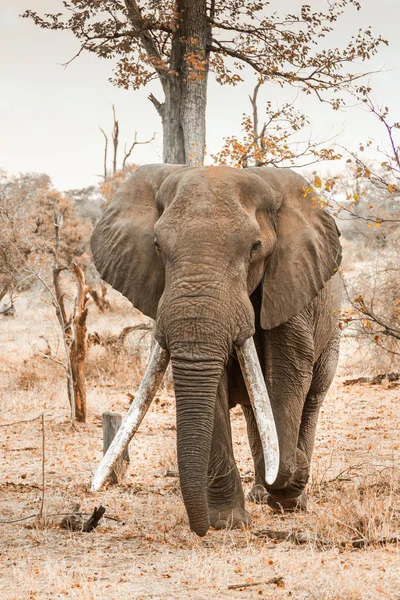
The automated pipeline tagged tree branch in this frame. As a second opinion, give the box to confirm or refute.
[99,127,108,180]
[112,105,119,175]
[124,0,169,86]
[148,93,165,119]
[122,131,156,170]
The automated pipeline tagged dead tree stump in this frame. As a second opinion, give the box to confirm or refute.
[70,263,89,423]
[102,412,130,484]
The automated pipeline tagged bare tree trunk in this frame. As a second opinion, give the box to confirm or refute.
[102,412,130,483]
[99,128,108,180]
[162,78,186,164]
[179,0,209,166]
[112,105,119,175]
[149,0,210,166]
[70,263,89,422]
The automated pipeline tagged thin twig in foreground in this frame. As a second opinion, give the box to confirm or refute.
[38,413,45,518]
[228,576,284,590]
[0,414,42,427]
[0,512,124,525]
[0,514,38,524]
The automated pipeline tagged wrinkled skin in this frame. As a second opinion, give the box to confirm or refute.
[91,164,342,536]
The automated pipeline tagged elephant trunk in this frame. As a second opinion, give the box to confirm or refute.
[171,353,224,537]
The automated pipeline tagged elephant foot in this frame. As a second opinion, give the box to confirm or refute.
[267,491,308,513]
[209,506,251,530]
[247,484,269,504]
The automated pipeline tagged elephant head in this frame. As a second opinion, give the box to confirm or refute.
[90,164,341,536]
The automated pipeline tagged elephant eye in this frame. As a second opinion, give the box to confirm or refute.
[154,239,161,254]
[251,240,262,255]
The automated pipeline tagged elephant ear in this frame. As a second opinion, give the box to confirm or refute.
[91,164,186,319]
[249,167,342,330]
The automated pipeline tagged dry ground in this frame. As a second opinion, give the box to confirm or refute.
[0,291,399,600]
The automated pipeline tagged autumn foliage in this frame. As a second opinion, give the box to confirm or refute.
[0,172,93,301]
[24,1,387,165]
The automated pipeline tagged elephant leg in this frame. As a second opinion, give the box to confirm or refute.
[242,402,307,509]
[207,371,251,530]
[266,333,340,511]
[298,335,340,464]
[260,318,313,508]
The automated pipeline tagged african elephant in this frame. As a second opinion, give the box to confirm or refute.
[91,164,342,537]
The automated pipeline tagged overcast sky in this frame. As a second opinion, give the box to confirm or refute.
[1,0,399,190]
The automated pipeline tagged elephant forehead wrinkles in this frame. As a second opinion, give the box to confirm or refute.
[171,184,251,221]
[157,188,260,252]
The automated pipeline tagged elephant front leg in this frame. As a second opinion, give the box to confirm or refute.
[243,403,308,510]
[207,373,251,530]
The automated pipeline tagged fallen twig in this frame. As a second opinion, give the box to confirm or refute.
[0,414,42,427]
[165,469,179,478]
[252,528,400,549]
[60,505,106,532]
[0,513,38,524]
[228,576,284,590]
[0,412,63,428]
[343,372,399,386]
[343,535,400,548]
[252,528,331,548]
[7,447,38,452]
[0,512,124,525]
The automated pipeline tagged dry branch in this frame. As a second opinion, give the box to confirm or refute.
[252,528,400,550]
[228,576,284,590]
[60,505,106,532]
[88,323,152,348]
[39,414,45,518]
[122,131,156,170]
[70,262,90,422]
[343,372,399,386]
[0,414,43,428]
[99,127,108,180]
[112,105,119,175]
[100,105,155,176]
[89,284,110,312]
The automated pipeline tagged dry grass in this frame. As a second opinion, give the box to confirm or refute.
[1,290,399,599]
[339,235,400,377]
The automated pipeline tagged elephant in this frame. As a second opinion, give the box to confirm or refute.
[91,164,342,537]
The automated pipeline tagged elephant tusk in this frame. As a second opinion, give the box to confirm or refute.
[235,337,279,486]
[91,342,170,492]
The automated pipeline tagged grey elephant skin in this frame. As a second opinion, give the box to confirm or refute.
[91,164,342,536]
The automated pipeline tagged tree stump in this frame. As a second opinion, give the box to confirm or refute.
[102,412,130,484]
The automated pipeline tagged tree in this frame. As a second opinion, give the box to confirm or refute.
[308,94,400,359]
[46,208,91,423]
[340,97,400,355]
[212,80,341,168]
[0,172,93,307]
[24,1,386,166]
[99,105,155,180]
[0,174,92,420]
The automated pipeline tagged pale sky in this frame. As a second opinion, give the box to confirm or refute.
[1,0,399,190]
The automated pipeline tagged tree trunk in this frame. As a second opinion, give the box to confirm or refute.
[69,263,89,423]
[163,77,186,164]
[102,412,130,483]
[154,0,210,166]
[179,0,209,166]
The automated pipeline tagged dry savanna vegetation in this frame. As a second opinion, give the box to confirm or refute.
[1,108,400,599]
[1,221,399,599]
[2,3,400,597]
